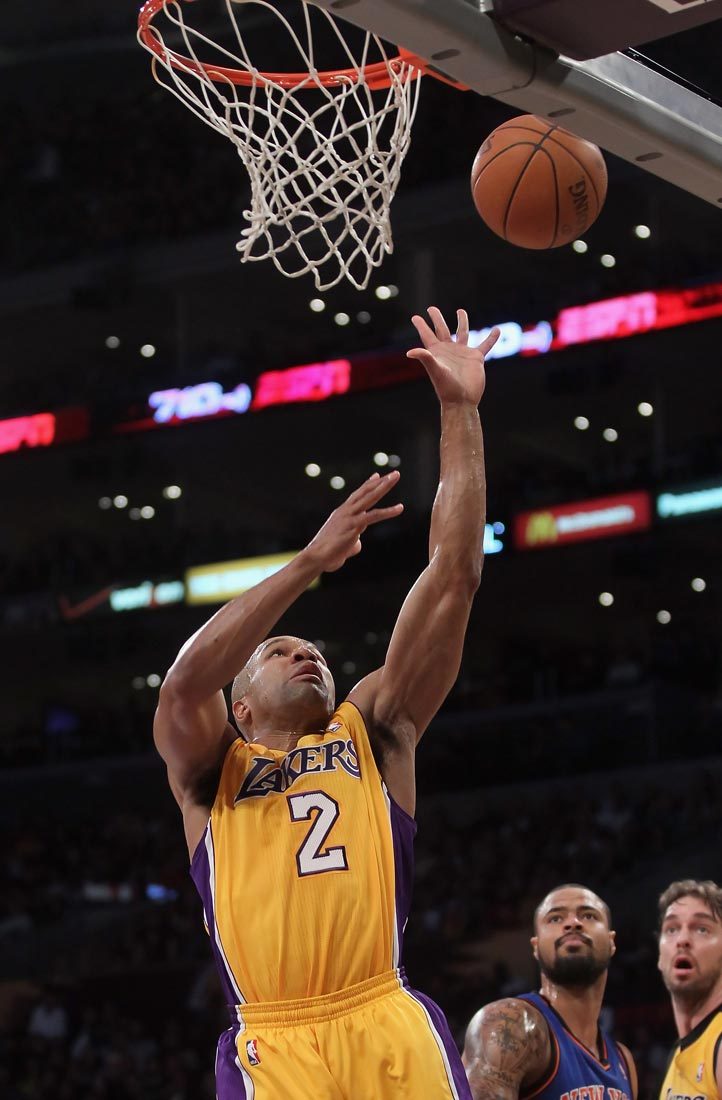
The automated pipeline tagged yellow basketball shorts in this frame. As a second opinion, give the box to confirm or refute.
[215,969,471,1099]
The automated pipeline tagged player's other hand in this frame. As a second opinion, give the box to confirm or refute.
[305,472,403,572]
[407,306,500,407]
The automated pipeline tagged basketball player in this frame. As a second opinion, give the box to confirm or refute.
[658,879,722,1100]
[154,306,499,1100]
[463,884,638,1100]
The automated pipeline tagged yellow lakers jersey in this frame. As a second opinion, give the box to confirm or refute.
[660,1005,722,1100]
[190,701,416,1005]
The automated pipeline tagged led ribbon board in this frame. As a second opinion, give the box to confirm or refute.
[185,553,319,606]
[109,580,185,612]
[0,408,88,456]
[149,383,252,423]
[514,491,652,549]
[252,360,352,410]
[6,279,722,456]
[657,481,722,518]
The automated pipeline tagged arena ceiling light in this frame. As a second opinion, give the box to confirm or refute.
[691,577,707,592]
[357,311,371,324]
[146,673,161,688]
[373,452,389,466]
[599,592,614,606]
[387,454,401,468]
[637,402,654,417]
[572,240,588,253]
[310,299,325,313]
[113,494,128,509]
[635,225,652,239]
[330,475,346,490]
[600,254,616,268]
[140,344,156,358]
[603,427,619,442]
[98,496,112,510]
[305,463,321,478]
[163,485,182,499]
[140,505,155,519]
[334,312,350,327]
[105,336,121,349]
[657,610,671,624]
[574,416,590,430]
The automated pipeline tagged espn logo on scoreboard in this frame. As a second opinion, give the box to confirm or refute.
[514,491,652,550]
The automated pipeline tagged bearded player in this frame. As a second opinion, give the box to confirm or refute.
[658,879,722,1100]
[463,884,638,1100]
[154,307,498,1100]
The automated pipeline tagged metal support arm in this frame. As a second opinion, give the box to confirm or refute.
[314,0,722,206]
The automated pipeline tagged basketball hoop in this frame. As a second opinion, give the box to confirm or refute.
[137,0,437,291]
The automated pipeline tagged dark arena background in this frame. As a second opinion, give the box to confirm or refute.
[2,3,722,1097]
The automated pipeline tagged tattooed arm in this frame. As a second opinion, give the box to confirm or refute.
[463,999,552,1100]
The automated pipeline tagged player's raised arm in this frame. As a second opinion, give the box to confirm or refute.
[155,473,403,799]
[463,1000,551,1100]
[348,306,498,805]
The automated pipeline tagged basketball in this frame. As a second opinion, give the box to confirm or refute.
[471,114,608,249]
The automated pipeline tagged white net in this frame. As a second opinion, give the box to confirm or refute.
[138,0,423,290]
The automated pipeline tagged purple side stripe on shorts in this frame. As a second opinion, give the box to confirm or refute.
[401,977,473,1100]
[216,1028,253,1099]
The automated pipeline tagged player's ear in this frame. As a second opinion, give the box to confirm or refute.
[530,935,539,960]
[609,929,616,957]
[232,697,251,728]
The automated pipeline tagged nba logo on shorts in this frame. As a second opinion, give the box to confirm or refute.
[246,1039,261,1066]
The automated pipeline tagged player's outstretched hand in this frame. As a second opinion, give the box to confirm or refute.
[306,472,403,573]
[407,306,500,407]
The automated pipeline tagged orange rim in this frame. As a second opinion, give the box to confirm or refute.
[137,0,440,90]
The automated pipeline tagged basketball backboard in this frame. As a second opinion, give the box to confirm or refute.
[311,0,722,206]
[491,0,722,62]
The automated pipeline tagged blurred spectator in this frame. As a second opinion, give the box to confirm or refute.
[27,989,69,1042]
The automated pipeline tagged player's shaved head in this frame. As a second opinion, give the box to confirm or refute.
[231,659,255,706]
[230,642,266,738]
[534,884,612,932]
[231,637,316,704]
[230,636,334,742]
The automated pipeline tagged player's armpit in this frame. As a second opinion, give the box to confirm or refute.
[463,999,552,1100]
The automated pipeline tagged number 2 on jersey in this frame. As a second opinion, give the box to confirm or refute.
[288,791,349,876]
